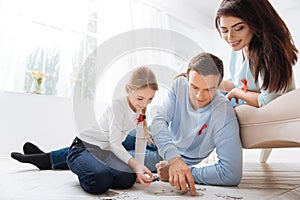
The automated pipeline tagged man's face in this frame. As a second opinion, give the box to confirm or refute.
[188,70,220,110]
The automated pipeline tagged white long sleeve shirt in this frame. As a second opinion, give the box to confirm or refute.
[79,96,146,165]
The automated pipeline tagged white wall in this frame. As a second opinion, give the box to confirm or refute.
[277,6,300,87]
[0,91,95,156]
[141,0,239,79]
[163,0,300,85]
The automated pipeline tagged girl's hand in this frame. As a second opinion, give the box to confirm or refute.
[128,158,154,186]
[135,165,154,186]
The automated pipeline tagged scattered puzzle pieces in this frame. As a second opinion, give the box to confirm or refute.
[215,193,243,199]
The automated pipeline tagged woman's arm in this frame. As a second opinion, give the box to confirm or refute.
[226,88,260,107]
[219,80,235,92]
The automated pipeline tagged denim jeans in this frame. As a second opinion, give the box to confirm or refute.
[50,147,69,169]
[49,129,162,171]
[121,129,158,151]
[67,137,136,194]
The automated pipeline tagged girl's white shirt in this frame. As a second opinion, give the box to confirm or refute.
[78,96,147,165]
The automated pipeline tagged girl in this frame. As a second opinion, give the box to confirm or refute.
[11,68,162,176]
[215,0,298,107]
[65,66,157,194]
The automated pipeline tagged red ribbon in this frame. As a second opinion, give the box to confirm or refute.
[137,114,146,123]
[241,78,247,92]
[198,124,207,136]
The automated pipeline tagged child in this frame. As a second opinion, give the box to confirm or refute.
[65,66,158,194]
[11,68,162,178]
[12,66,158,194]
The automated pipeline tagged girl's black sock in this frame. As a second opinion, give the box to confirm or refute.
[23,142,44,154]
[11,152,51,170]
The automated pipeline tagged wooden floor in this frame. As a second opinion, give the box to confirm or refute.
[240,163,300,199]
[1,148,300,200]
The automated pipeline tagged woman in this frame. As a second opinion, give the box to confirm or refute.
[215,0,298,107]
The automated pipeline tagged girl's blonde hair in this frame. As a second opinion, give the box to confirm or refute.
[127,66,158,143]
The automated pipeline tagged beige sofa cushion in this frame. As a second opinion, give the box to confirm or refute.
[234,88,300,148]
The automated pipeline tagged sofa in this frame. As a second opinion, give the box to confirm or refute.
[234,88,300,162]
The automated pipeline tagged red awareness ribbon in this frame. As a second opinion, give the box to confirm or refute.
[198,124,207,136]
[137,114,146,124]
[241,78,247,92]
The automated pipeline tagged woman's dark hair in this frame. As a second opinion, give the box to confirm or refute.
[187,52,224,85]
[215,0,298,92]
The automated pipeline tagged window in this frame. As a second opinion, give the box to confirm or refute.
[0,0,98,98]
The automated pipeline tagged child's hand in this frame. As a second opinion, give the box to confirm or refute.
[128,158,154,186]
[135,165,154,186]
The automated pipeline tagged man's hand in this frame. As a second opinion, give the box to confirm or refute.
[169,157,196,195]
[155,161,169,181]
[157,157,196,196]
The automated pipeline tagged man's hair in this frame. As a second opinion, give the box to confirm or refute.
[187,52,224,85]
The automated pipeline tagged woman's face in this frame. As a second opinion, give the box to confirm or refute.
[127,86,156,112]
[218,16,254,51]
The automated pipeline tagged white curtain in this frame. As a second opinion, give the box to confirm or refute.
[94,0,187,115]
[0,0,187,103]
[0,0,94,97]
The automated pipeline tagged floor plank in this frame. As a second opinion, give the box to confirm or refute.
[1,150,300,200]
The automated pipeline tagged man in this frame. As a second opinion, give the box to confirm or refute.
[150,52,242,195]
